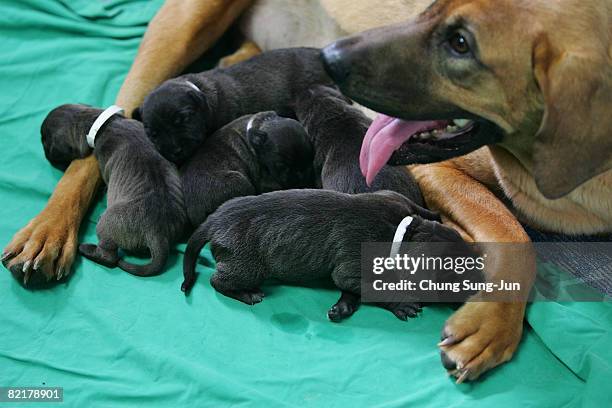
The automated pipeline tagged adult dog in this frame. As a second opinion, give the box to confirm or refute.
[4,0,610,382]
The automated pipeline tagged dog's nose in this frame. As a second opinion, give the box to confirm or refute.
[321,39,356,84]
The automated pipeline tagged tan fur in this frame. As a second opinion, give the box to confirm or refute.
[320,0,433,33]
[491,148,612,234]
[218,40,261,68]
[4,155,101,282]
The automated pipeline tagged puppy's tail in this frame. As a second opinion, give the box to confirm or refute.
[182,221,210,295]
[118,236,169,277]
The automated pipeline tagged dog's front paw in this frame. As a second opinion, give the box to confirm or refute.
[439,302,525,383]
[2,214,77,288]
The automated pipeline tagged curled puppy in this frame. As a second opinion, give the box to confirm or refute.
[295,86,424,204]
[41,104,187,276]
[182,189,464,322]
[180,111,315,227]
[134,47,332,163]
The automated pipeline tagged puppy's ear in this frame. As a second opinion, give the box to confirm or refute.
[247,129,268,151]
[532,36,612,199]
[131,106,143,121]
[412,205,440,222]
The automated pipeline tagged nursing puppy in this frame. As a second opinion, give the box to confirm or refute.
[295,86,424,203]
[182,189,464,321]
[181,111,315,227]
[134,47,332,164]
[41,104,187,276]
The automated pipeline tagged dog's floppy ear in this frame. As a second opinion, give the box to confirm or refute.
[131,106,143,121]
[532,36,612,199]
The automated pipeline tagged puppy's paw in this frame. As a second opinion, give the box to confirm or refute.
[328,300,359,322]
[382,302,422,321]
[3,215,77,288]
[234,289,265,305]
[439,302,525,383]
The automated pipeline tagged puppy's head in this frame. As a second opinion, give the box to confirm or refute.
[41,104,101,169]
[371,190,463,240]
[247,112,315,190]
[407,217,464,243]
[295,85,353,125]
[135,78,209,164]
[322,0,612,198]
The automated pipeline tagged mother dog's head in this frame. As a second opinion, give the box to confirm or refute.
[322,0,612,199]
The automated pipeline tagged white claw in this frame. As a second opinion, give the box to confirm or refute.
[456,370,470,384]
[453,119,471,128]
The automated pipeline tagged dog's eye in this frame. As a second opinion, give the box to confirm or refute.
[448,32,470,55]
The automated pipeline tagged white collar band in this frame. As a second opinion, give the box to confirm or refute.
[246,115,256,133]
[86,105,124,148]
[185,81,200,92]
[389,216,415,258]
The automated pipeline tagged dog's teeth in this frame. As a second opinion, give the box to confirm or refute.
[453,119,471,128]
[446,125,459,133]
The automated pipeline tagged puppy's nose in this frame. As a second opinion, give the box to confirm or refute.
[321,38,359,84]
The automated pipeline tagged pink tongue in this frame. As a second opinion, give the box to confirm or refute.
[360,114,445,186]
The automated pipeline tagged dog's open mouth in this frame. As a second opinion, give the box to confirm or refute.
[360,114,502,185]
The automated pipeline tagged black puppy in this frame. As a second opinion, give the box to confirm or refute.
[41,104,187,276]
[180,111,314,227]
[182,189,464,322]
[295,85,424,203]
[134,47,332,163]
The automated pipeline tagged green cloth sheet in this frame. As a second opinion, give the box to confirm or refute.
[0,1,610,406]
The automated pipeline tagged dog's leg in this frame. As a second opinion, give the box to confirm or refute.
[3,156,101,287]
[116,0,253,115]
[328,264,363,321]
[328,291,361,322]
[411,153,535,383]
[210,263,265,305]
[218,40,262,68]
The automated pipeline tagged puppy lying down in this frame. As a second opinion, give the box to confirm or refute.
[134,47,332,164]
[181,111,314,227]
[182,189,464,322]
[41,104,187,276]
[296,86,424,202]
